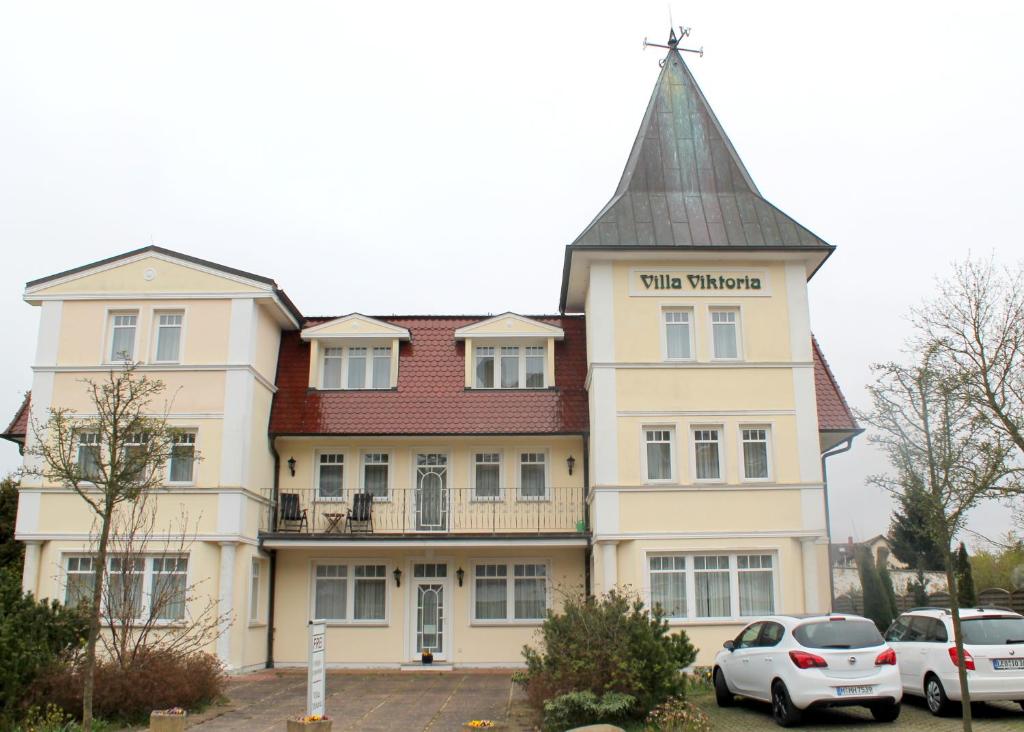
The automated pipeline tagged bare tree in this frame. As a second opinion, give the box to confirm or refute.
[861,346,1015,730]
[27,366,185,732]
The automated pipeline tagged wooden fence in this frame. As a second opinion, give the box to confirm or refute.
[833,587,1024,615]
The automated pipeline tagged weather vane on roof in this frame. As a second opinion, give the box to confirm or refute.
[644,26,704,61]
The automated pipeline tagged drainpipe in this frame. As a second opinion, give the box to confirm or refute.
[582,433,591,596]
[266,437,281,668]
[821,437,856,611]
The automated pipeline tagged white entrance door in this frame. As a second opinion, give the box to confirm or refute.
[410,562,449,660]
[415,453,448,531]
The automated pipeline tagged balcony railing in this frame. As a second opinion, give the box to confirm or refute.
[266,486,586,536]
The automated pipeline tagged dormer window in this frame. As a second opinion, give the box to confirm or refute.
[301,314,410,392]
[455,313,563,391]
[473,344,546,389]
[321,345,393,390]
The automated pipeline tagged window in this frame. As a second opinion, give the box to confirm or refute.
[664,310,693,359]
[693,428,722,481]
[314,564,347,620]
[693,555,731,618]
[154,312,183,362]
[322,348,343,389]
[347,347,367,388]
[738,554,774,616]
[649,555,686,618]
[77,433,101,481]
[519,452,547,499]
[151,556,187,621]
[473,452,501,500]
[644,428,674,482]
[321,346,393,390]
[760,621,785,646]
[317,453,344,499]
[123,432,150,481]
[313,563,388,623]
[475,346,495,388]
[475,344,546,389]
[108,312,137,361]
[107,556,144,620]
[168,432,196,483]
[65,556,96,607]
[741,427,770,480]
[710,309,740,359]
[472,562,548,622]
[362,453,389,499]
[353,565,387,620]
[250,560,261,622]
[735,623,763,649]
[525,347,545,388]
[371,347,391,388]
[501,347,519,388]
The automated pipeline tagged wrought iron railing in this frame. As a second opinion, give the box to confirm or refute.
[267,486,586,535]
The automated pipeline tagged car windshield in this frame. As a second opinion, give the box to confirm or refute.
[793,619,884,649]
[960,616,1024,645]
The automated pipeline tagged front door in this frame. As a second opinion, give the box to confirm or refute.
[415,453,448,531]
[411,563,448,660]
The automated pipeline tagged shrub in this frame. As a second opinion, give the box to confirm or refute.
[519,589,697,721]
[645,697,711,732]
[541,691,634,732]
[32,647,225,723]
[856,546,893,631]
[0,567,89,723]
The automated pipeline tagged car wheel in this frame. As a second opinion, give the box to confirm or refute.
[714,668,735,707]
[771,681,803,727]
[924,675,954,717]
[869,701,901,723]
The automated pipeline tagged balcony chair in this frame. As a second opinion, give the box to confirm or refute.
[345,492,374,534]
[278,492,308,532]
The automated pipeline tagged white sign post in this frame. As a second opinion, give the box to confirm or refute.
[307,621,326,718]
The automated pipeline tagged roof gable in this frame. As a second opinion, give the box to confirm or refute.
[300,314,411,341]
[453,313,565,340]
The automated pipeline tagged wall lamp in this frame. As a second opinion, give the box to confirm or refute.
[287,457,296,476]
[456,567,465,587]
[393,567,402,587]
[566,455,576,476]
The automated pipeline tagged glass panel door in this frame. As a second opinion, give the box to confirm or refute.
[415,453,448,531]
[416,583,445,655]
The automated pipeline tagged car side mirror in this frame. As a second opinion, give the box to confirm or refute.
[723,640,735,652]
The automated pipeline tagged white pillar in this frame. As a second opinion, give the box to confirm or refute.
[22,541,42,596]
[601,542,618,594]
[801,537,822,613]
[217,542,237,666]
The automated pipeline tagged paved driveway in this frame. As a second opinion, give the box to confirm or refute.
[187,670,533,732]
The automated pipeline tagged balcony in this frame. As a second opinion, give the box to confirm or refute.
[261,486,586,539]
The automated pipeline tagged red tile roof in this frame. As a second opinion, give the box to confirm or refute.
[812,337,859,431]
[0,391,30,445]
[269,317,590,435]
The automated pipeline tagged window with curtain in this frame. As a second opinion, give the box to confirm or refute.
[107,556,144,620]
[664,310,692,359]
[318,453,344,499]
[371,347,391,388]
[741,427,770,480]
[347,347,367,388]
[123,432,150,481]
[649,555,686,618]
[473,452,501,500]
[514,564,547,619]
[525,346,545,387]
[694,555,731,618]
[519,452,547,499]
[250,560,261,621]
[362,453,389,498]
[474,564,508,620]
[108,313,137,361]
[65,556,96,607]
[77,433,101,480]
[738,555,775,615]
[500,346,519,388]
[693,429,721,480]
[151,556,188,621]
[322,347,343,388]
[711,309,739,359]
[314,564,348,620]
[353,565,386,620]
[154,312,183,362]
[644,429,673,481]
[169,432,196,483]
[475,347,495,388]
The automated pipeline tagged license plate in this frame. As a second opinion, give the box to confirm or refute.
[835,685,873,697]
[992,658,1024,670]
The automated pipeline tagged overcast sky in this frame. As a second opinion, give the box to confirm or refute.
[1,1,1021,546]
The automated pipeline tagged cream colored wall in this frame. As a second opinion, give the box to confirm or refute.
[254,303,283,383]
[30,255,265,296]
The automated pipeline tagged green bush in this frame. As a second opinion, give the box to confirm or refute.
[519,589,697,722]
[542,691,634,732]
[646,697,712,732]
[9,703,115,732]
[0,567,89,723]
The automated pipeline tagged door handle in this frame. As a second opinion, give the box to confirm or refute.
[742,658,750,664]
[764,657,772,662]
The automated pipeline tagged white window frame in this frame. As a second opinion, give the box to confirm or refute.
[64,555,98,608]
[690,425,725,483]
[76,432,101,483]
[106,310,139,363]
[661,307,695,361]
[314,451,346,501]
[642,551,779,622]
[709,306,743,361]
[76,553,191,625]
[320,344,393,390]
[359,450,392,501]
[738,424,773,482]
[469,559,550,625]
[516,449,550,501]
[470,450,504,502]
[641,425,676,484]
[249,558,263,624]
[473,341,547,389]
[166,430,197,485]
[152,310,185,364]
[309,559,390,626]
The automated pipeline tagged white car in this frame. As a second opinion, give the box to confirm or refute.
[713,614,903,726]
[884,607,1024,715]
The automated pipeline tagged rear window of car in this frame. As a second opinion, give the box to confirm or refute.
[961,616,1024,645]
[793,619,885,649]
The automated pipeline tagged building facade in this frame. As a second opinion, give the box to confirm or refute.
[3,44,859,670]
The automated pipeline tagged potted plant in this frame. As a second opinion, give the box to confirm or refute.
[286,714,332,732]
[150,707,187,732]
[421,648,434,664]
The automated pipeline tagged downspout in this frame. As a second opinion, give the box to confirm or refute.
[821,436,856,611]
[265,436,281,668]
[582,433,591,597]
